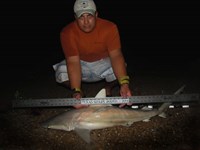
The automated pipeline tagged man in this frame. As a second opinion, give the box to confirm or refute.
[53,0,132,109]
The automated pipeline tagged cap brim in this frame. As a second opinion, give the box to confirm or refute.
[76,10,95,18]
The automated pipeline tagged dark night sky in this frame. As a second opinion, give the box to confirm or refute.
[1,0,200,72]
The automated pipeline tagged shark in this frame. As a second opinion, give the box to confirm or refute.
[41,85,185,143]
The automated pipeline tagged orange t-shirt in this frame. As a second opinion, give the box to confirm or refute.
[60,18,121,62]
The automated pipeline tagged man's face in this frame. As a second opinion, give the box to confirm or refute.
[76,13,97,33]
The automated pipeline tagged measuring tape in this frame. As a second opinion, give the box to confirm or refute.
[12,93,199,108]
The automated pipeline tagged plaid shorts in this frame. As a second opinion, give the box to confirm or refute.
[53,57,116,83]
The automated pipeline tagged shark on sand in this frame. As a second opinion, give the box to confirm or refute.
[41,86,185,143]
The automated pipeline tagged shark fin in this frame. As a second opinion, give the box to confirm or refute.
[75,128,92,143]
[142,119,150,122]
[158,112,167,118]
[90,88,112,107]
[122,121,134,127]
[157,85,186,115]
[95,88,106,98]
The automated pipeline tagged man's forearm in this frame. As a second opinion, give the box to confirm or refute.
[68,66,81,89]
[110,50,128,80]
[66,58,82,90]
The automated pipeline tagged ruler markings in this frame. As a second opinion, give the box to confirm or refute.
[12,94,199,108]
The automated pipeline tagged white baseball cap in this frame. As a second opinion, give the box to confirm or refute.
[74,0,96,18]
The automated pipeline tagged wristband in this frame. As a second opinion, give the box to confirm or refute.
[118,75,130,85]
[119,79,129,85]
[71,88,84,98]
[72,88,82,93]
[119,75,130,81]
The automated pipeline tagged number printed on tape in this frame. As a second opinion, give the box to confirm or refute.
[81,99,129,104]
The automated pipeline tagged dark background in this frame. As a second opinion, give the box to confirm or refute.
[0,1,200,148]
[1,0,199,75]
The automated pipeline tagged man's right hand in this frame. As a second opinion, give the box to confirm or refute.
[72,91,88,109]
[72,92,82,99]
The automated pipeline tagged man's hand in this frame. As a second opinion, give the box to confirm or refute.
[72,90,88,109]
[119,84,133,108]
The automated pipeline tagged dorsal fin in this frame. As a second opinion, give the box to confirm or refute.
[89,88,111,107]
[95,88,106,98]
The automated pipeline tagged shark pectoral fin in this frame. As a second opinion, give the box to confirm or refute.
[75,128,91,143]
[142,118,150,122]
[122,121,133,127]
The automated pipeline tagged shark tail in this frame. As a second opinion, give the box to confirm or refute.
[157,85,186,117]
